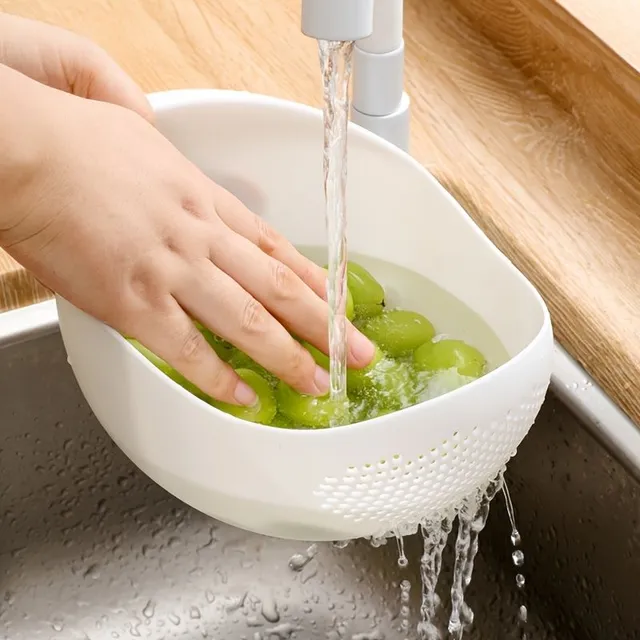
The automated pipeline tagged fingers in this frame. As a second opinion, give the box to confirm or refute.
[174,259,331,396]
[211,228,375,369]
[211,183,327,299]
[0,13,154,123]
[131,298,257,406]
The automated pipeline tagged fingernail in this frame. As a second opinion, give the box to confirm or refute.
[234,380,258,406]
[350,330,376,365]
[313,365,330,395]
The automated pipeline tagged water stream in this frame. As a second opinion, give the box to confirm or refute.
[318,39,354,422]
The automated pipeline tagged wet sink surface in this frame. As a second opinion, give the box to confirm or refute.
[1,333,639,639]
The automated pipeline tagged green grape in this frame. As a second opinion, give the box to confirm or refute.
[367,359,417,411]
[193,321,235,362]
[301,341,384,393]
[413,339,487,378]
[354,302,384,320]
[227,350,277,385]
[346,261,385,306]
[345,344,384,392]
[276,382,346,428]
[321,267,355,321]
[360,309,435,357]
[270,413,295,429]
[302,341,329,370]
[210,369,277,424]
[128,339,210,401]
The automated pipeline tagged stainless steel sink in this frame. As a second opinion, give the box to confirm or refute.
[1,327,639,639]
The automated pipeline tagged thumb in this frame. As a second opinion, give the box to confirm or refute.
[0,13,154,123]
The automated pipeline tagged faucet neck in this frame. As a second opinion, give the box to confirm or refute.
[301,0,410,152]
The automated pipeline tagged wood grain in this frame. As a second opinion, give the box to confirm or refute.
[0,0,639,426]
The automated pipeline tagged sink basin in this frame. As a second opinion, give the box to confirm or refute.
[1,324,639,639]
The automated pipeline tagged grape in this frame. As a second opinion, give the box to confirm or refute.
[367,359,417,411]
[193,321,235,362]
[360,309,435,357]
[302,341,384,393]
[302,341,329,370]
[354,302,383,320]
[227,350,277,385]
[345,344,384,391]
[276,382,346,428]
[270,413,296,429]
[346,261,385,306]
[210,369,277,424]
[322,267,355,320]
[413,339,486,377]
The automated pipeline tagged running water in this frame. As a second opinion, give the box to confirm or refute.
[417,515,454,640]
[318,39,354,422]
[448,473,505,639]
[316,35,523,640]
[502,480,529,639]
[384,471,506,639]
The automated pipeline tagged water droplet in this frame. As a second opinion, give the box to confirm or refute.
[189,606,201,619]
[52,621,64,632]
[261,594,280,623]
[226,592,248,613]
[142,600,155,619]
[516,573,526,588]
[396,534,408,568]
[332,539,351,549]
[510,529,522,547]
[369,536,387,548]
[205,590,216,604]
[83,563,100,579]
[288,544,318,571]
[512,550,525,567]
[518,605,528,623]
[168,613,181,626]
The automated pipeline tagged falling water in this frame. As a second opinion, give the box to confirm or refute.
[416,516,453,640]
[502,480,529,639]
[377,471,506,639]
[448,473,505,639]
[318,39,354,422]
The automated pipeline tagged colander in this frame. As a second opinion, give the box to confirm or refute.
[56,89,553,542]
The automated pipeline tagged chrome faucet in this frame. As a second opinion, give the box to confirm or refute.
[301,0,410,152]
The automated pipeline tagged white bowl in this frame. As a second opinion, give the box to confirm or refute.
[57,90,553,541]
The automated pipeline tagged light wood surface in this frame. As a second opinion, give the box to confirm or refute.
[1,0,639,427]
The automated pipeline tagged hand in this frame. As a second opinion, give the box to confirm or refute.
[0,72,375,406]
[0,12,153,120]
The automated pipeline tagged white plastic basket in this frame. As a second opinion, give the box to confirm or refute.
[57,90,553,542]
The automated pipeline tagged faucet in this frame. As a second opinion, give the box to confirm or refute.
[301,0,410,152]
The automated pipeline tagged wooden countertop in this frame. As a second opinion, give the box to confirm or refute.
[1,0,640,426]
